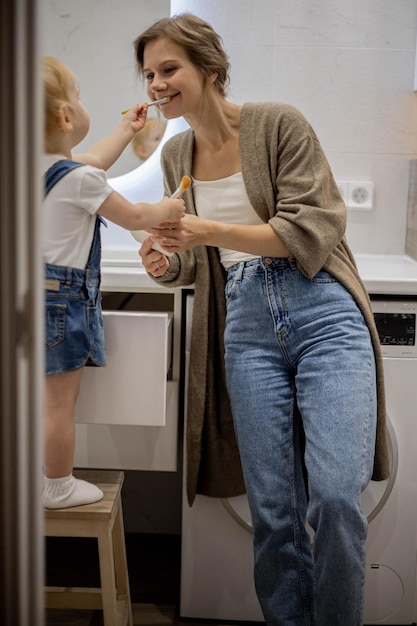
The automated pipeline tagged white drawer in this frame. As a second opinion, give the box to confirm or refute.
[75,311,173,426]
[74,381,179,471]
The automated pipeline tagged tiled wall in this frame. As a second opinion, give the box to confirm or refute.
[40,0,170,178]
[42,0,417,255]
[406,161,417,260]
[172,0,417,256]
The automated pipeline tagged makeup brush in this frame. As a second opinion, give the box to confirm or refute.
[121,96,171,115]
[170,175,191,198]
[131,176,192,256]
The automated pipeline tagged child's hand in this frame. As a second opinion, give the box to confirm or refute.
[122,104,148,133]
[159,196,186,222]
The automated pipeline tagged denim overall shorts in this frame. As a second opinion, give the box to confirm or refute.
[44,160,106,375]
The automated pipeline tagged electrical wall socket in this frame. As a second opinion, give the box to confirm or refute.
[347,181,374,210]
[335,180,374,210]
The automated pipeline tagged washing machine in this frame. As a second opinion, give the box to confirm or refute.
[180,294,417,624]
[362,297,417,625]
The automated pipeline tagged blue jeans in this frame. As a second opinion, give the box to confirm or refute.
[224,257,377,626]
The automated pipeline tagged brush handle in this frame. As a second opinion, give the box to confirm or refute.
[130,229,175,256]
[121,96,170,115]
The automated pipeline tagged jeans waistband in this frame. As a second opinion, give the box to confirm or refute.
[44,262,100,288]
[228,256,298,281]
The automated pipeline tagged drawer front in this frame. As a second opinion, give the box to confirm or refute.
[75,311,173,426]
[74,381,179,471]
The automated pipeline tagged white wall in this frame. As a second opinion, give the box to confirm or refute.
[40,0,170,177]
[40,0,417,254]
[172,0,417,255]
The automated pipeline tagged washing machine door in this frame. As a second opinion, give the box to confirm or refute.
[222,416,398,532]
[361,416,397,523]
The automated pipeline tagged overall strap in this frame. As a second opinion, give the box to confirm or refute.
[44,158,107,227]
[44,158,85,196]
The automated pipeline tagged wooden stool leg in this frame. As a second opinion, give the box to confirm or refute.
[113,500,133,626]
[44,472,132,625]
[97,521,118,626]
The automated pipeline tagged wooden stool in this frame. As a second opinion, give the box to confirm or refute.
[44,469,133,626]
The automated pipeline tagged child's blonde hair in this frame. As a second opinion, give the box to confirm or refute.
[43,56,74,145]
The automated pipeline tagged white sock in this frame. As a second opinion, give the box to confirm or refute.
[43,474,104,509]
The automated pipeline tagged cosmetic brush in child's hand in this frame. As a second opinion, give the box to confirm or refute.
[121,96,172,115]
[169,175,191,199]
[131,176,191,256]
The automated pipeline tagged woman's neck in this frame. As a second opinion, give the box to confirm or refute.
[188,100,242,151]
[190,101,242,181]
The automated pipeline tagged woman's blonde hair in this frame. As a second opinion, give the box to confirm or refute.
[134,13,230,97]
[42,56,74,141]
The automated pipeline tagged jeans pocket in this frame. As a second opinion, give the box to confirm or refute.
[45,303,66,349]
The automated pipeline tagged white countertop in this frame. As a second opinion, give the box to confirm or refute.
[101,248,417,297]
[354,254,417,296]
[101,263,162,292]
[101,247,169,292]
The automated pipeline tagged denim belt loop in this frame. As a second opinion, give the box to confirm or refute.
[288,257,298,271]
[235,261,245,283]
[65,266,72,288]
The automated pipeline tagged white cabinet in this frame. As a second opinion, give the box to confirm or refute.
[74,284,183,472]
[74,382,179,471]
[75,311,173,426]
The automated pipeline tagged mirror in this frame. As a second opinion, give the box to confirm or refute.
[40,0,170,177]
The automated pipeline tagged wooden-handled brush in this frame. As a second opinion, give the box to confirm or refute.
[131,176,192,256]
[121,96,172,115]
[170,175,191,198]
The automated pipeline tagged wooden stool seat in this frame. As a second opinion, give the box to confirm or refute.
[44,469,133,626]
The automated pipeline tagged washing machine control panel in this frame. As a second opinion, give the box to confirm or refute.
[371,299,416,358]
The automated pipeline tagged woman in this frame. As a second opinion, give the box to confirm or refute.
[134,14,389,625]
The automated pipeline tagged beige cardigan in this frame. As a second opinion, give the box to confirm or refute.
[155,102,389,505]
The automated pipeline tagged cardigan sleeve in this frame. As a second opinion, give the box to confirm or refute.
[269,131,346,278]
[242,103,347,279]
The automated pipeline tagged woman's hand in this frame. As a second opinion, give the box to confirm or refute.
[146,213,291,259]
[147,214,208,254]
[138,235,170,277]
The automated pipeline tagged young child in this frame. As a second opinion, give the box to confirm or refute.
[42,56,185,509]
[131,117,166,161]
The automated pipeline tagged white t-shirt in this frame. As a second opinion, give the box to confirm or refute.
[192,171,263,270]
[42,154,113,269]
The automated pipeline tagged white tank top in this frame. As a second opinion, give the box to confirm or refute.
[192,172,263,270]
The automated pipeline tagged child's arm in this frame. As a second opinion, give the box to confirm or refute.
[97,191,186,231]
[74,105,147,171]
